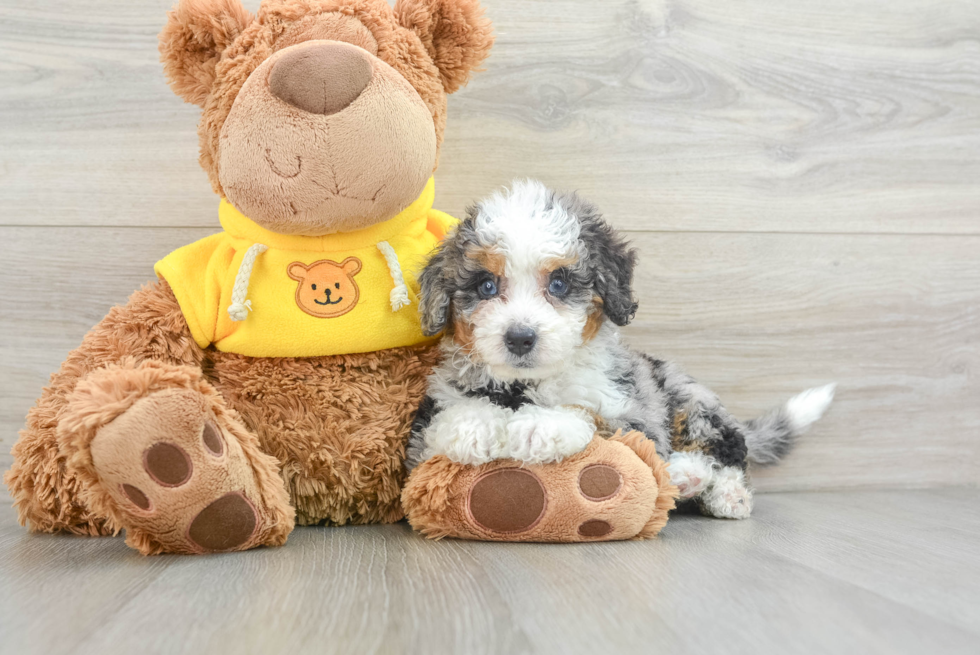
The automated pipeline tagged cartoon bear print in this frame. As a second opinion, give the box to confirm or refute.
[287,258,362,318]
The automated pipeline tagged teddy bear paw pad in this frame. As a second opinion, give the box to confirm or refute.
[578,464,622,500]
[86,389,275,553]
[187,492,258,551]
[143,442,193,487]
[467,469,546,533]
[400,434,677,542]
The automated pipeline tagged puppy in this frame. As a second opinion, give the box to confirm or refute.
[405,181,834,519]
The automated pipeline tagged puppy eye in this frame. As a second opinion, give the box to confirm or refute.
[311,284,317,291]
[477,278,498,299]
[548,277,568,297]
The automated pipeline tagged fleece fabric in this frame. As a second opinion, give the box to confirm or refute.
[154,178,455,357]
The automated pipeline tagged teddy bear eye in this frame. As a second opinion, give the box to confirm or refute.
[335,282,340,289]
[311,284,317,291]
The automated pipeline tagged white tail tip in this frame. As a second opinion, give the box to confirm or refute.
[785,383,836,433]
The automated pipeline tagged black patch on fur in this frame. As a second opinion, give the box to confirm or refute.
[671,499,702,515]
[454,380,534,411]
[707,415,749,470]
[612,368,636,393]
[623,420,648,435]
[410,395,439,437]
[560,193,638,326]
[642,354,683,436]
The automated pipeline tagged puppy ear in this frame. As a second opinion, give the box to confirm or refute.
[159,0,254,106]
[417,242,457,337]
[578,208,638,327]
[394,0,494,94]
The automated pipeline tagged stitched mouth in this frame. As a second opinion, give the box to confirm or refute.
[265,150,302,179]
[314,295,343,306]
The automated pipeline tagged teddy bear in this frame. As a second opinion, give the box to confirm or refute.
[4,0,495,555]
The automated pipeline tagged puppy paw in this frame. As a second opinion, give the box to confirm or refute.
[699,467,753,520]
[504,406,595,464]
[668,451,714,499]
[423,400,510,466]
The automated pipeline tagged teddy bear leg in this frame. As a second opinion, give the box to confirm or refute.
[5,408,115,537]
[402,431,677,542]
[57,360,295,555]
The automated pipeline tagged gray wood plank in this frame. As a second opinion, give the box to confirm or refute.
[1,489,978,655]
[2,227,977,490]
[2,0,979,233]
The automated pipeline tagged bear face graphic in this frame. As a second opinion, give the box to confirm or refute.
[287,258,362,318]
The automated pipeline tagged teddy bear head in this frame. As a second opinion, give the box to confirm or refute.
[160,0,493,236]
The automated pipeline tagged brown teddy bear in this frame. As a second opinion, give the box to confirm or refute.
[4,0,494,555]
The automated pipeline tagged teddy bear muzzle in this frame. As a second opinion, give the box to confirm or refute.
[269,43,373,116]
[217,38,438,238]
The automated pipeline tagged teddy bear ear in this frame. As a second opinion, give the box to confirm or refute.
[394,0,494,94]
[159,0,254,107]
[340,257,362,276]
[287,262,308,281]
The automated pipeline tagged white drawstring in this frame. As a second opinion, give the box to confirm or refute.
[227,243,268,322]
[227,241,409,320]
[376,241,411,312]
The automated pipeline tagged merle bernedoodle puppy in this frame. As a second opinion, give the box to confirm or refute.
[405,181,834,518]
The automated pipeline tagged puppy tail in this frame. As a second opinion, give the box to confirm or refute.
[743,384,836,465]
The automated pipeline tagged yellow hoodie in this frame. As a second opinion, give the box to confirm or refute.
[154,178,455,358]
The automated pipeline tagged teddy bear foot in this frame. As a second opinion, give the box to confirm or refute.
[402,431,678,542]
[59,361,295,555]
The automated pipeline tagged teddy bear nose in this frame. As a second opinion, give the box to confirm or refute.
[269,43,373,115]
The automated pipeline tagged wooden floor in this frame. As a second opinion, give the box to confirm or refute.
[2,488,978,655]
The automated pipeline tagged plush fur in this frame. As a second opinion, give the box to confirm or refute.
[171,0,494,202]
[408,181,836,519]
[401,430,677,542]
[5,0,492,553]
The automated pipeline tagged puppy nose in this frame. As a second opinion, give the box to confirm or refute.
[504,326,537,356]
[269,43,372,115]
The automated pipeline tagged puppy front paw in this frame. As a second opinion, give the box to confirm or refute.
[505,406,595,464]
[423,402,510,466]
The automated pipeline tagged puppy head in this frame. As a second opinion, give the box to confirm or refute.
[419,180,637,380]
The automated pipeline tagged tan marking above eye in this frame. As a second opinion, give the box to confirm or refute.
[541,255,578,276]
[470,248,506,277]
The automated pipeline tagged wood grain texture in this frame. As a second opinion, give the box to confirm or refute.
[2,227,977,489]
[1,488,979,655]
[1,1,978,489]
[1,0,979,232]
